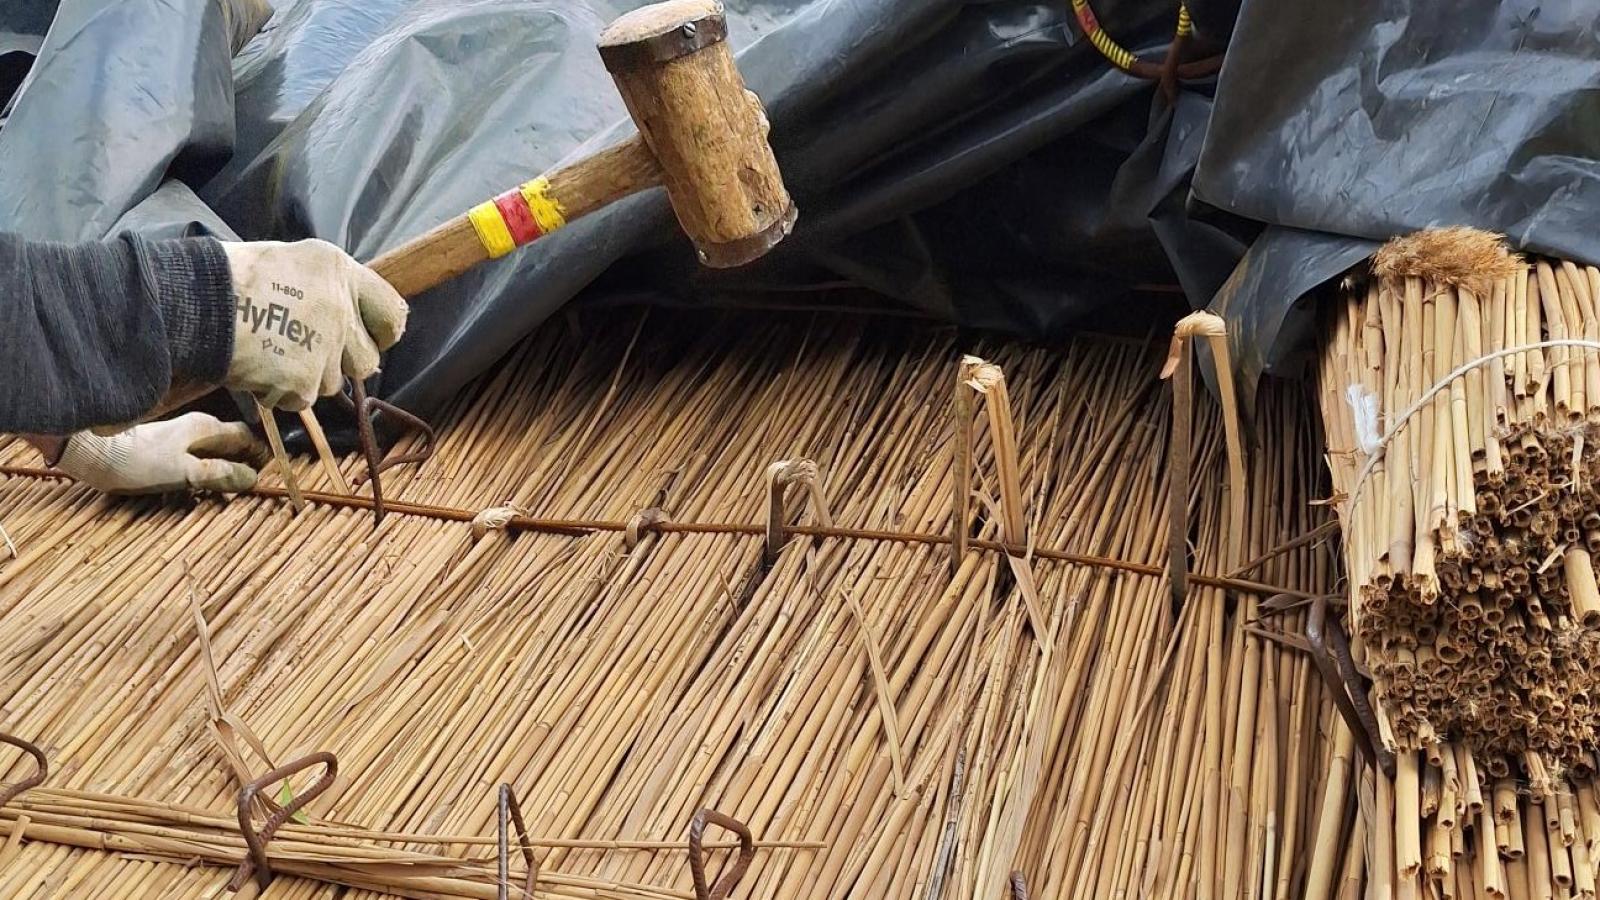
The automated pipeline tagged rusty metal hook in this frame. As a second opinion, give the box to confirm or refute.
[227,751,338,891]
[688,809,755,900]
[497,784,539,900]
[0,731,47,811]
[1305,593,1396,778]
[336,378,436,528]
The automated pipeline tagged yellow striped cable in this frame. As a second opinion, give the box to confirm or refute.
[1071,0,1137,71]
[1070,0,1195,72]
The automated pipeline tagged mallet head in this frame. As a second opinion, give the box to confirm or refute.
[599,0,796,268]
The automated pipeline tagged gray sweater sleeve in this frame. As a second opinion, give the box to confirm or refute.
[0,232,234,434]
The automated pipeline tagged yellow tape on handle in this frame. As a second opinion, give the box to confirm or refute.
[468,178,566,259]
[468,200,516,259]
[519,177,567,235]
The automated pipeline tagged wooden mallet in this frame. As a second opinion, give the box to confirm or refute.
[369,0,796,293]
[288,0,796,515]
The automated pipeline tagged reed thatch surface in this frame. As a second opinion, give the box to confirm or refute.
[0,309,1345,898]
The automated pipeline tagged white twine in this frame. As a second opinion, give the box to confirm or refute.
[1344,384,1383,456]
[1345,338,1600,526]
[470,504,526,539]
[0,518,14,559]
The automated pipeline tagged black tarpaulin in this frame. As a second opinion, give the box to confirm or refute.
[1200,0,1600,393]
[2,0,1210,442]
[8,0,1600,435]
[202,0,1207,429]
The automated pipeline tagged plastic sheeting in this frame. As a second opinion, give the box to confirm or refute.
[1201,0,1600,392]
[0,0,235,241]
[0,0,53,115]
[203,0,1208,426]
[0,0,1205,441]
[9,0,1597,432]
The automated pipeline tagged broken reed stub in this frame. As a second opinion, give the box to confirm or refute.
[958,355,1027,548]
[254,398,305,513]
[957,355,1053,646]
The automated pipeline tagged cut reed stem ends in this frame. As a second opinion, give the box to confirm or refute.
[1321,230,1600,900]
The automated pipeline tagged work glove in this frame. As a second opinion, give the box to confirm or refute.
[56,413,269,495]
[221,239,408,411]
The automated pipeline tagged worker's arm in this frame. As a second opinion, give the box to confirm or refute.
[2,233,407,493]
[0,232,235,435]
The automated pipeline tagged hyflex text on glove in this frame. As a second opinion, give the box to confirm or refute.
[222,239,408,411]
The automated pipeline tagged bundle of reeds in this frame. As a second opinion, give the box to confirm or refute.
[0,785,825,899]
[0,307,1348,898]
[1319,227,1600,898]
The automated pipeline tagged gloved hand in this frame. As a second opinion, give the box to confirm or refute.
[56,413,269,495]
[221,239,409,411]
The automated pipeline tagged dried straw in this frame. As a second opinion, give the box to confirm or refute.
[0,309,1344,898]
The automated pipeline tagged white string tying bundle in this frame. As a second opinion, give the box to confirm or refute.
[1345,384,1384,456]
[1343,338,1600,533]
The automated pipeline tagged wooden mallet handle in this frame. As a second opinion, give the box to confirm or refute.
[366,0,793,300]
[368,139,661,298]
